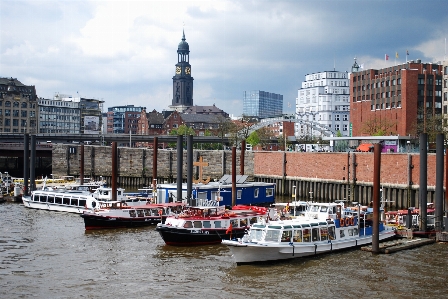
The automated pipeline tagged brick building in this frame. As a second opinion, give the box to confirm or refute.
[350,60,444,137]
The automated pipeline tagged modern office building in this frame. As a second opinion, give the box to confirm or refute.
[350,60,444,137]
[170,30,194,111]
[295,70,350,139]
[243,90,283,119]
[38,93,103,134]
[107,105,145,134]
[0,77,38,134]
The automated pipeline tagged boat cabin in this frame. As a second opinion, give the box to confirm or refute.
[244,220,338,243]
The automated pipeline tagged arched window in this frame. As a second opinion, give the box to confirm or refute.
[21,102,27,108]
[5,101,11,107]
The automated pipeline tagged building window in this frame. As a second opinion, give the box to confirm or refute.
[343,124,348,131]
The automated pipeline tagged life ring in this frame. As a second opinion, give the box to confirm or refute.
[340,218,345,227]
[350,217,354,226]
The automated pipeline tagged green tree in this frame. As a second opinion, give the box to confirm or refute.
[361,117,397,136]
[247,131,260,147]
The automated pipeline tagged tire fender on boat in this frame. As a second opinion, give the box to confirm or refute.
[350,217,354,226]
[340,218,345,227]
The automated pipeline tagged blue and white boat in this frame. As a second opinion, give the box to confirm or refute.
[155,175,275,206]
[222,201,396,264]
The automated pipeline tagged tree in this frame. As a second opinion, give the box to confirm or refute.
[361,117,397,136]
[246,131,260,147]
[168,125,195,148]
[410,107,446,145]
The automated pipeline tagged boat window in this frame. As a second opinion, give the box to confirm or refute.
[63,197,70,205]
[301,223,310,228]
[230,219,239,228]
[193,221,202,228]
[353,227,358,235]
[292,225,302,229]
[254,188,259,198]
[145,210,151,216]
[264,229,281,242]
[310,206,319,212]
[137,210,144,217]
[70,198,78,206]
[328,226,336,240]
[248,228,264,241]
[320,227,328,241]
[237,190,242,199]
[79,199,86,207]
[266,188,274,197]
[312,228,320,242]
[55,196,62,204]
[214,221,222,228]
[117,190,122,196]
[293,229,302,242]
[184,221,193,228]
[249,217,258,224]
[151,209,158,215]
[240,219,247,227]
[303,228,311,242]
[129,210,136,217]
[281,230,292,242]
[340,229,345,238]
[203,221,211,228]
[320,206,328,212]
[36,195,43,202]
[348,228,354,236]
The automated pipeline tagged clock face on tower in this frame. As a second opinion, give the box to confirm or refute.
[185,67,191,75]
[176,66,181,74]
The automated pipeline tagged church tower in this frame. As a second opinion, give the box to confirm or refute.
[170,30,194,110]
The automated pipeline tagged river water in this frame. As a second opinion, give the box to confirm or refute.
[1,201,448,299]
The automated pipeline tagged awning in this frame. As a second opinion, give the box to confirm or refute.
[356,143,374,152]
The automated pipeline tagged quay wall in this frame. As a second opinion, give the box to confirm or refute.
[51,144,445,210]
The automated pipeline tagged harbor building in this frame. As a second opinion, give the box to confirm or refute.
[0,77,38,134]
[243,90,283,119]
[170,30,194,112]
[295,69,350,139]
[38,93,103,134]
[350,60,444,137]
[106,105,145,134]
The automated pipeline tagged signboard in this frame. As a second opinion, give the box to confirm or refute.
[83,116,100,134]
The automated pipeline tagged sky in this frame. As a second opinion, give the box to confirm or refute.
[1,0,448,117]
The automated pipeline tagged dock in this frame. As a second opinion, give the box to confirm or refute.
[361,238,435,254]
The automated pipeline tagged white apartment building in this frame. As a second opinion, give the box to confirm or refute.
[295,70,351,139]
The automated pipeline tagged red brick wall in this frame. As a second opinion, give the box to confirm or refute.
[254,151,443,187]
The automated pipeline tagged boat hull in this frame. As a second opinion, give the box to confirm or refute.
[156,226,246,246]
[81,214,163,230]
[222,229,397,264]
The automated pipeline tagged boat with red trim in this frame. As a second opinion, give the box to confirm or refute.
[81,201,186,230]
[155,203,273,246]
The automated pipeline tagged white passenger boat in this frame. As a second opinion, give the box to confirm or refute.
[22,186,149,214]
[222,201,396,264]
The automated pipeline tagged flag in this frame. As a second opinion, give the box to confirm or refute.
[226,223,233,234]
[360,64,364,69]
[406,50,409,55]
[396,52,399,59]
[385,54,389,61]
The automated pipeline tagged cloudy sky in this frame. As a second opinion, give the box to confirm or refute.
[1,0,448,117]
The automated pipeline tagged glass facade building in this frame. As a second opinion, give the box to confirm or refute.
[243,90,283,119]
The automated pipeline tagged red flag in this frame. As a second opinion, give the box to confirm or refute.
[385,54,389,61]
[226,223,233,234]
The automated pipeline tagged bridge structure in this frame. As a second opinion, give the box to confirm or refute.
[247,114,337,137]
[0,133,231,145]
